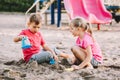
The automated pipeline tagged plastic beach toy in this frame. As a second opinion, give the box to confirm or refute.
[49,58,55,64]
[21,37,31,49]
[65,67,74,71]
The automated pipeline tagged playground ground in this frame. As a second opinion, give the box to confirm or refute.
[0,13,120,80]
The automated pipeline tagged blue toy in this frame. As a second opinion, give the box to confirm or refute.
[21,37,31,49]
[49,58,55,64]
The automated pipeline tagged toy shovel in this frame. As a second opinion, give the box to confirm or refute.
[65,67,74,71]
[49,58,55,64]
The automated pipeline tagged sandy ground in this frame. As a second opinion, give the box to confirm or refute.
[0,13,120,80]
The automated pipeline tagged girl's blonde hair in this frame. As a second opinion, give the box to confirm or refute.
[70,17,95,41]
[70,17,93,35]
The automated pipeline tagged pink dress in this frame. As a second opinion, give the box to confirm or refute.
[76,32,103,63]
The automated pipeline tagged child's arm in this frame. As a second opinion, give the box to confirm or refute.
[13,35,24,42]
[78,46,93,69]
[42,44,58,61]
[72,46,93,70]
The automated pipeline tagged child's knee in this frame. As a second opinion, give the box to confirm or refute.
[71,46,78,53]
[71,46,75,52]
[46,51,53,58]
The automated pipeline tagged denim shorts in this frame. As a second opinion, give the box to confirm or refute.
[29,50,53,64]
[91,58,101,68]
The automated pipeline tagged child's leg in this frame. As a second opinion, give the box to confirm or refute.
[86,63,93,69]
[54,47,76,64]
[71,46,86,61]
[53,47,69,58]
[58,53,69,58]
[29,50,52,64]
[71,46,93,68]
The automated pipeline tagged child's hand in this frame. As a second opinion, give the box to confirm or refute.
[14,35,26,42]
[54,55,58,61]
[18,35,26,40]
[71,65,80,70]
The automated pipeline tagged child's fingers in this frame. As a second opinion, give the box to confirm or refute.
[72,65,80,70]
[54,56,59,61]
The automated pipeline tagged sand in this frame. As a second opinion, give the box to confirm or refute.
[0,13,120,80]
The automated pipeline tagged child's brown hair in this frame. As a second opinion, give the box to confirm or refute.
[29,13,42,25]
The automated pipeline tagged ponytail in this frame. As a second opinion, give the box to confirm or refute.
[70,17,95,42]
[86,23,95,42]
[86,23,92,35]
